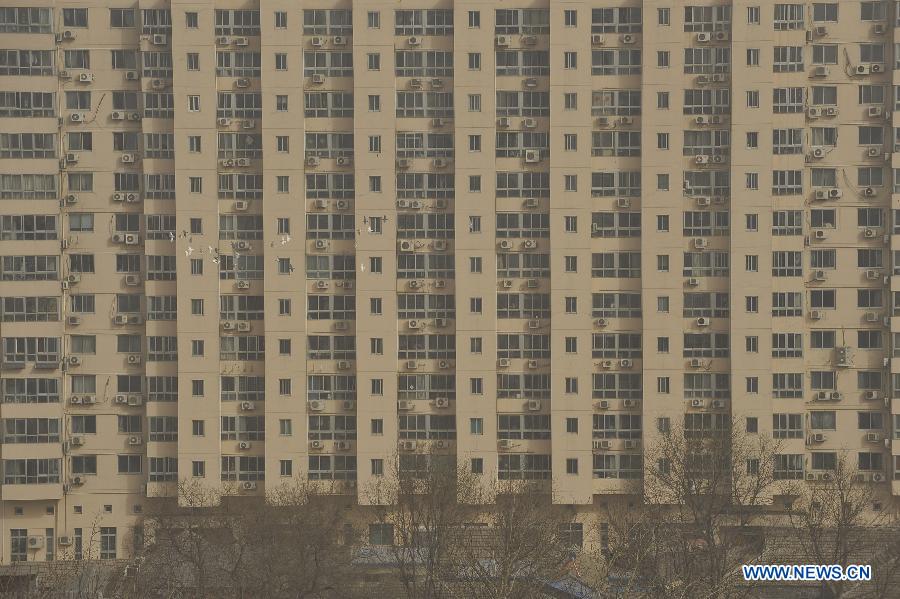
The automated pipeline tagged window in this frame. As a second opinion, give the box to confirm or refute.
[747,49,760,66]
[468,11,480,28]
[467,53,481,70]
[657,92,669,109]
[564,93,577,110]
[747,6,761,24]
[63,8,88,27]
[367,53,380,71]
[657,51,670,68]
[368,11,380,28]
[564,10,577,27]
[746,90,759,108]
[564,52,578,69]
[185,12,198,28]
[468,94,481,112]
[274,11,287,28]
[368,95,380,112]
[658,8,670,25]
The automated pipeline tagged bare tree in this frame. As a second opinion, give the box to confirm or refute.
[779,454,899,599]
[445,480,578,599]
[629,416,781,598]
[365,452,473,599]
[113,480,360,599]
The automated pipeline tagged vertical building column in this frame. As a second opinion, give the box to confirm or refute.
[454,0,500,492]
[550,2,593,504]
[353,0,399,503]
[730,1,776,489]
[171,0,222,503]
[260,0,308,488]
[639,0,689,491]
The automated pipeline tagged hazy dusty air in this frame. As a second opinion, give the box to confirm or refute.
[0,2,898,596]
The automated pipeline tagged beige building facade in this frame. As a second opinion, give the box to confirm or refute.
[0,0,898,563]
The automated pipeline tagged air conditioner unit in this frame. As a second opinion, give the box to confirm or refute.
[430,78,444,89]
[596,400,610,410]
[874,23,887,35]
[431,118,447,128]
[233,37,249,46]
[128,435,143,446]
[807,107,822,119]
[601,360,613,369]
[127,354,142,364]
[620,33,636,44]
[215,36,230,45]
[241,482,257,490]
[125,274,141,286]
[524,198,539,208]
[236,280,250,289]
[865,391,881,400]
[696,33,711,42]
[595,318,609,328]
[408,280,422,289]
[64,194,79,205]
[866,270,882,280]
[864,187,877,197]
[113,314,129,325]
[406,360,419,370]
[813,270,827,281]
[523,239,537,250]
[812,229,827,240]
[690,399,704,408]
[68,356,81,366]
[433,240,448,251]
[28,536,44,550]
[696,197,711,207]
[432,158,448,168]
[871,64,884,73]
[217,118,232,127]
[526,360,538,369]
[78,73,93,83]
[70,113,84,122]
[857,64,872,76]
[238,441,252,450]
[58,536,72,546]
[235,78,251,88]
[310,36,326,47]
[524,150,540,163]
[865,312,880,323]
[622,399,638,409]
[408,36,422,46]
[151,34,168,45]
[398,400,414,411]
[522,35,537,46]
[435,398,450,408]
[694,155,710,165]
[864,228,878,240]
[121,153,138,164]
[711,400,726,409]
[868,106,884,118]
[311,74,326,84]
[868,147,883,158]
[407,319,421,329]
[810,433,826,443]
[810,310,824,320]
[616,198,631,209]
[495,35,510,47]
[830,392,843,400]
[810,147,826,159]
[67,316,81,326]
[696,317,710,327]
[689,358,703,368]
[70,436,85,446]
[308,400,325,412]
[593,440,612,450]
[498,358,511,368]
[435,318,448,328]
[813,25,828,37]
[498,240,514,250]
[150,79,167,89]
[527,319,541,329]
[314,239,329,250]
[873,473,885,482]
[333,35,347,46]
[693,238,708,250]
[866,432,882,443]
[523,117,537,128]
[526,400,541,411]
[336,156,352,167]
[236,321,250,332]
[591,34,605,45]
[240,401,255,411]
[687,277,700,286]
[400,440,417,451]
[309,440,324,450]
[526,279,539,288]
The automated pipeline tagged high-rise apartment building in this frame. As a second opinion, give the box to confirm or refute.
[0,0,898,564]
